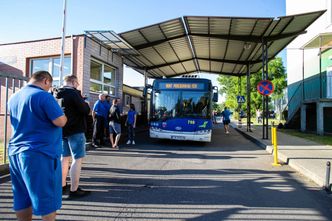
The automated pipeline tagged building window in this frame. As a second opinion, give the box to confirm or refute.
[125,94,131,106]
[30,56,71,87]
[90,59,116,95]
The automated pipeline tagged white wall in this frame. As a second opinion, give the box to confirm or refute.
[286,0,332,84]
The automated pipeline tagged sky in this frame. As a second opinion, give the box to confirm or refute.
[1,0,286,91]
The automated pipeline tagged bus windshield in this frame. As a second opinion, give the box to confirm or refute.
[152,90,211,121]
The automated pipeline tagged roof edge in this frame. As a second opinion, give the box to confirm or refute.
[0,34,84,46]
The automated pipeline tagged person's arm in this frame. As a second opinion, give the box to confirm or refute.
[52,115,67,127]
[92,111,96,121]
[73,91,91,115]
[133,112,137,128]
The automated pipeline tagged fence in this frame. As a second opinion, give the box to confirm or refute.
[0,72,28,165]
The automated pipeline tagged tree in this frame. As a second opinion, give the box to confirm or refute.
[217,57,287,117]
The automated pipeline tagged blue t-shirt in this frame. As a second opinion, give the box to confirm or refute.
[103,101,111,118]
[93,100,107,118]
[127,110,137,125]
[222,109,232,121]
[8,84,64,158]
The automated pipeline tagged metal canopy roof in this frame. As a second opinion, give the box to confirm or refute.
[86,10,325,78]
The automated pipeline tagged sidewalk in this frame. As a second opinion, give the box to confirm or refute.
[232,122,332,188]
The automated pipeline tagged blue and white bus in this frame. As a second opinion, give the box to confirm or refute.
[147,78,218,142]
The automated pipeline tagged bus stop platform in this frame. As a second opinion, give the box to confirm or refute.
[232,122,332,189]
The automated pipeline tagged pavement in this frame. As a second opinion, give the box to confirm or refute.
[232,121,332,189]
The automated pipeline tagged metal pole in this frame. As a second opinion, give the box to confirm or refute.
[265,43,269,140]
[59,0,67,86]
[12,78,16,94]
[262,41,267,139]
[143,69,148,124]
[319,36,322,99]
[302,49,305,101]
[3,77,9,164]
[246,63,251,132]
[325,161,331,191]
[238,76,242,128]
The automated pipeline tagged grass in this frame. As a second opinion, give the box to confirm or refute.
[235,117,332,146]
[279,129,332,146]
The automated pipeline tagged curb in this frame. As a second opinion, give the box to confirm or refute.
[233,126,267,149]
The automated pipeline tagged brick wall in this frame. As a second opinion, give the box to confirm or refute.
[0,35,125,147]
[83,37,124,105]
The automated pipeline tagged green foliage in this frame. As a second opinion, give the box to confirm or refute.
[217,57,286,116]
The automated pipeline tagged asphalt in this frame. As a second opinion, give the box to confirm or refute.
[232,121,332,189]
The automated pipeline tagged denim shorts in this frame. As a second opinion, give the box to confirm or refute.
[9,151,62,216]
[109,121,121,134]
[223,119,231,125]
[62,133,86,159]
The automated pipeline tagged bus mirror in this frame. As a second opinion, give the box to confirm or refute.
[213,93,218,102]
[212,86,218,102]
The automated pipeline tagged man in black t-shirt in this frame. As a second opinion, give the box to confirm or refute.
[56,75,91,198]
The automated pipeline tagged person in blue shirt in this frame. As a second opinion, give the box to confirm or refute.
[103,95,112,141]
[92,94,107,147]
[8,71,67,221]
[221,106,232,134]
[126,103,137,145]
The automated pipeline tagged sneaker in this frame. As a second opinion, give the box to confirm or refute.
[126,140,131,145]
[226,131,230,134]
[62,183,70,195]
[91,143,99,148]
[69,187,91,199]
[132,141,135,145]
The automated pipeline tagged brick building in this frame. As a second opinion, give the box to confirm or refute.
[0,35,124,105]
[0,35,127,142]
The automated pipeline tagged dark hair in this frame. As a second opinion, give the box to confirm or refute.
[30,71,53,83]
[130,103,135,111]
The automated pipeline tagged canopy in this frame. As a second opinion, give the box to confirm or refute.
[86,10,325,78]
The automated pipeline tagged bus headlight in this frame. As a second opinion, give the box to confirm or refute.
[196,130,210,135]
[151,127,161,132]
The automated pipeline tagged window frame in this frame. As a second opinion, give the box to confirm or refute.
[89,58,116,95]
[29,56,72,86]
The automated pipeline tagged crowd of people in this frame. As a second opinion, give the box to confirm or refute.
[6,71,137,220]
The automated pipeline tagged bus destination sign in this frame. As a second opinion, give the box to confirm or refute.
[159,83,204,90]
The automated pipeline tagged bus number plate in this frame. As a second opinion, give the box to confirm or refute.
[171,136,185,140]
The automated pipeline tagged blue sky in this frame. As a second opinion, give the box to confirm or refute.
[1,0,286,87]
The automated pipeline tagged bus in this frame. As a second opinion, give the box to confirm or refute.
[146,78,218,142]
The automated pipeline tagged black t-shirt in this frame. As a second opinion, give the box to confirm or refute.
[109,105,121,123]
[56,86,90,137]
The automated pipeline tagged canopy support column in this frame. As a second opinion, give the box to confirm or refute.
[262,40,269,139]
[143,69,148,125]
[238,76,242,128]
[246,63,252,132]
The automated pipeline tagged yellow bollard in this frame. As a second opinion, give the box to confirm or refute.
[271,126,274,145]
[272,127,281,166]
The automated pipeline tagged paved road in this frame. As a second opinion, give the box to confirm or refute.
[1,125,332,220]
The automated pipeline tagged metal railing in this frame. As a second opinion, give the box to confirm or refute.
[0,72,28,165]
[283,82,303,122]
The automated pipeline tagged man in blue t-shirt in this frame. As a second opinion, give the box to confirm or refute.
[8,71,67,221]
[221,107,232,134]
[92,94,107,147]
